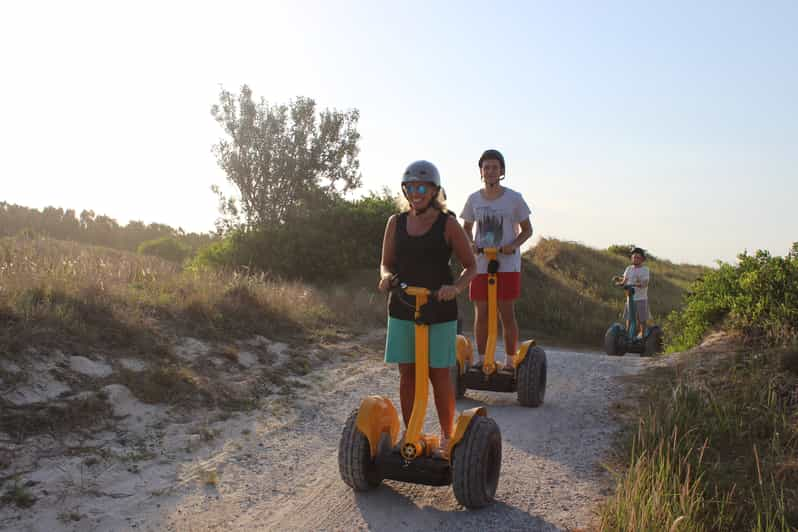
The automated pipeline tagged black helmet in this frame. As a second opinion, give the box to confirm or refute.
[631,247,646,259]
[402,160,441,188]
[478,149,506,174]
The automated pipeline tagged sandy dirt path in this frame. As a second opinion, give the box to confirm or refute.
[0,333,650,532]
[151,339,648,532]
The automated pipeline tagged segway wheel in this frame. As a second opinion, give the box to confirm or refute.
[604,325,626,356]
[517,346,546,407]
[643,326,664,357]
[338,409,382,491]
[452,416,502,509]
[451,361,467,399]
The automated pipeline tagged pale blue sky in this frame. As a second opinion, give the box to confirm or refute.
[1,0,796,265]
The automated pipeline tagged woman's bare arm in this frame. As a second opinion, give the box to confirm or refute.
[378,215,398,292]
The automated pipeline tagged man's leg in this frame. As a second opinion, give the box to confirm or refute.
[636,299,649,336]
[498,300,518,366]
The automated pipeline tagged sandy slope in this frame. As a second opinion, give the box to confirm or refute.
[0,333,650,532]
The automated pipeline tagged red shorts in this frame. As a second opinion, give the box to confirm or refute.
[469,272,521,301]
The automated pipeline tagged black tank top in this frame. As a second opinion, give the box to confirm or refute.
[388,211,458,323]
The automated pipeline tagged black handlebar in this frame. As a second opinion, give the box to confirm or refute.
[389,276,439,301]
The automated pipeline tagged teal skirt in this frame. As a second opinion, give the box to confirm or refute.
[384,317,457,368]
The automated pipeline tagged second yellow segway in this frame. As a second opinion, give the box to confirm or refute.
[452,247,547,407]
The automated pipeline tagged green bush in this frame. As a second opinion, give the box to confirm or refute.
[137,237,191,263]
[666,244,798,351]
[191,192,397,281]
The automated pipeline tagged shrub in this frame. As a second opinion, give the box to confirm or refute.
[191,192,397,281]
[666,245,798,351]
[137,237,191,263]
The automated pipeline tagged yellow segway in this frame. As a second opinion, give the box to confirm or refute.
[452,247,547,407]
[338,281,502,508]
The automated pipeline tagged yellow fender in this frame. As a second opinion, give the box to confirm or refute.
[355,395,400,458]
[447,406,487,460]
[455,334,473,375]
[514,339,536,367]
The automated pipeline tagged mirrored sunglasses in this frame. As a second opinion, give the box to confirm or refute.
[403,183,430,195]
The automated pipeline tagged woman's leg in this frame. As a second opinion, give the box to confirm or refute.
[398,363,415,427]
[429,367,455,439]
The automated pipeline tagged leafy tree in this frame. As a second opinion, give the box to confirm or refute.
[211,86,361,231]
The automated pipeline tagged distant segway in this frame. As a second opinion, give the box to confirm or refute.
[338,280,502,509]
[451,247,547,407]
[604,282,664,357]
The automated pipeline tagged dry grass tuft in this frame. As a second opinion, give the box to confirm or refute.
[600,347,798,530]
[1,480,37,509]
[0,395,113,442]
[0,236,385,358]
[118,366,206,405]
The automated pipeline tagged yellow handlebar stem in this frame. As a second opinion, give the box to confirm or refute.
[400,286,431,459]
[483,248,499,375]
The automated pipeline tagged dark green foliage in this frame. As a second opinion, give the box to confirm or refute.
[137,237,191,263]
[666,244,798,351]
[193,192,397,281]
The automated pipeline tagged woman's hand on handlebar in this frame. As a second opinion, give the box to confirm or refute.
[436,284,460,301]
[378,275,393,293]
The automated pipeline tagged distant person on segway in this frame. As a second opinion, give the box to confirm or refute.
[614,247,651,337]
[378,160,476,453]
[460,149,533,369]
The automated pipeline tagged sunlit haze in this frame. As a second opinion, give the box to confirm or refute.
[2,0,796,266]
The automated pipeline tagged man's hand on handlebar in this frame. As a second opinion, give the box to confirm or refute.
[499,244,516,255]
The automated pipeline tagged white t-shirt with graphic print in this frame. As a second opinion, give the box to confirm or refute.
[460,187,532,274]
[622,265,650,301]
